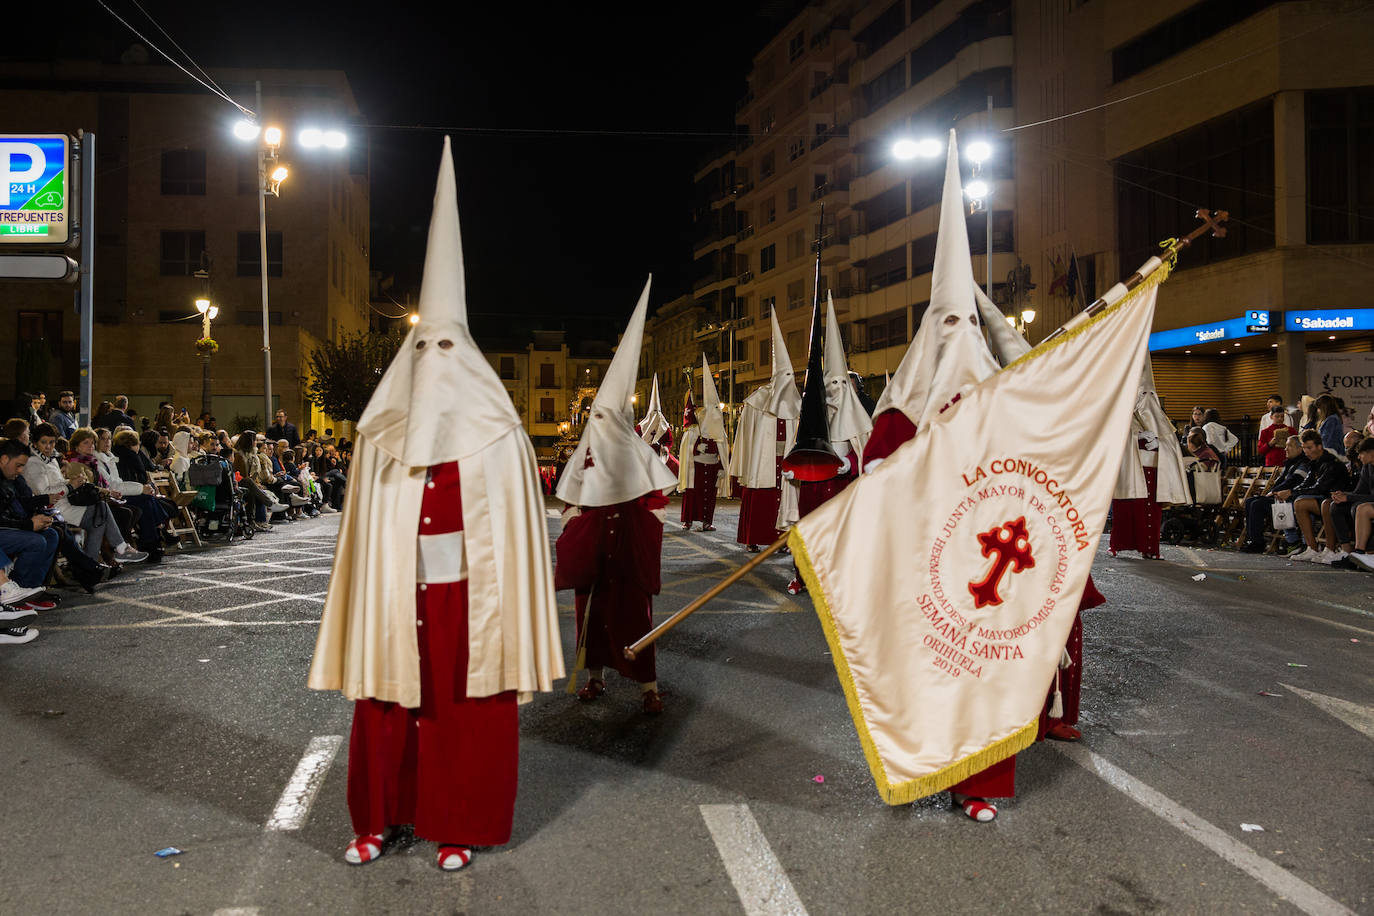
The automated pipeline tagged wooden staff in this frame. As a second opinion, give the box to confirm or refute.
[1040,209,1228,344]
[623,531,790,660]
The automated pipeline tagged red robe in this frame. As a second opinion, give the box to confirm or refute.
[737,418,787,546]
[346,461,518,844]
[863,408,1099,800]
[555,492,668,683]
[681,435,720,526]
[797,461,857,518]
[1109,440,1161,558]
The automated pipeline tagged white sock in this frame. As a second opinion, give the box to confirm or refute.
[641,680,657,694]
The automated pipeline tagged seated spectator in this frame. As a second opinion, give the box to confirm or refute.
[153,405,175,432]
[1186,428,1221,470]
[1321,437,1374,567]
[1298,395,1317,431]
[1241,430,1333,553]
[0,437,105,595]
[259,440,309,517]
[1312,394,1346,453]
[1257,406,1296,467]
[232,431,287,531]
[1344,430,1361,466]
[1200,408,1238,461]
[50,391,78,440]
[321,428,336,446]
[0,545,46,643]
[67,428,137,548]
[1287,431,1350,562]
[101,428,172,560]
[313,443,347,510]
[1258,395,1285,431]
[3,418,29,445]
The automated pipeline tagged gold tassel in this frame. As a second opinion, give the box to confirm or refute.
[1049,668,1063,720]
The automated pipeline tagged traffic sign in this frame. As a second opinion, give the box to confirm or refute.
[0,253,77,280]
[0,135,69,244]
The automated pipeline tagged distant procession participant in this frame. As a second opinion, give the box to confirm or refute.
[1109,360,1190,560]
[555,277,678,714]
[677,356,730,531]
[636,374,678,476]
[730,308,800,552]
[308,138,563,872]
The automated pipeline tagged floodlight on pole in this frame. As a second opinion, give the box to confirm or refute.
[195,297,211,314]
[233,120,261,141]
[965,179,990,200]
[299,128,323,148]
[892,137,943,160]
[966,140,993,164]
[263,126,282,148]
[322,130,347,150]
[270,165,289,184]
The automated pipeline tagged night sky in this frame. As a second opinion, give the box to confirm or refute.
[72,1,805,342]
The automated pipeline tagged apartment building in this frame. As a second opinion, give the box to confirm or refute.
[0,59,370,433]
[644,292,721,427]
[481,330,611,461]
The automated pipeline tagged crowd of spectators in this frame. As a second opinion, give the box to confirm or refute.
[1186,392,1374,572]
[2,391,351,646]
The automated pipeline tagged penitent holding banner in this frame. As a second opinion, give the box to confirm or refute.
[790,273,1165,805]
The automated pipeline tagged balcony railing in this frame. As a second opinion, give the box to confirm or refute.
[810,124,850,151]
[730,181,754,197]
[737,224,755,240]
[735,316,755,329]
[737,270,754,284]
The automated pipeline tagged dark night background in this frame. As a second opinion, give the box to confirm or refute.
[67,1,807,342]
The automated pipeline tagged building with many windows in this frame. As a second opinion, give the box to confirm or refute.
[0,59,369,433]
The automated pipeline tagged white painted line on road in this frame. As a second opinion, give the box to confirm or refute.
[266,735,343,832]
[1052,743,1356,916]
[1177,546,1208,567]
[700,804,807,916]
[1280,683,1374,741]
[211,908,261,916]
[1278,610,1374,638]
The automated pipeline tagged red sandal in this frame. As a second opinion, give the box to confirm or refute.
[952,795,998,822]
[577,677,606,701]
[344,832,385,865]
[437,845,473,871]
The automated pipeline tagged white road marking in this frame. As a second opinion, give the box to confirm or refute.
[211,909,261,915]
[1280,683,1374,741]
[1177,546,1208,567]
[700,804,807,916]
[266,735,343,831]
[1053,743,1356,916]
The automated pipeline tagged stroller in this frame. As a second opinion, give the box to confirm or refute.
[188,454,254,542]
[1159,457,1225,546]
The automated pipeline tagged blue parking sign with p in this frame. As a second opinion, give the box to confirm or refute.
[0,134,69,244]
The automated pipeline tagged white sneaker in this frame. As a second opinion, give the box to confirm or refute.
[0,580,43,606]
[1289,547,1320,562]
[1322,549,1348,565]
[320,506,337,514]
[288,494,309,507]
[0,625,38,645]
[267,501,289,513]
[1349,553,1374,571]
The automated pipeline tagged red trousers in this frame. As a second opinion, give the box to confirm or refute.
[346,581,518,844]
[681,462,720,525]
[1110,467,1161,557]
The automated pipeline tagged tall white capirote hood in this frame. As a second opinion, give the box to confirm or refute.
[356,137,520,466]
[557,276,677,508]
[764,308,802,419]
[873,129,998,428]
[824,293,873,445]
[699,354,729,443]
[974,283,1031,365]
[639,374,670,443]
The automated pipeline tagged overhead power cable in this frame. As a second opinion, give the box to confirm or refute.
[126,0,235,107]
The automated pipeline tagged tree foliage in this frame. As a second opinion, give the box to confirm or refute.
[303,331,404,423]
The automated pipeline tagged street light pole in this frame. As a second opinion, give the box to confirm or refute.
[256,80,273,430]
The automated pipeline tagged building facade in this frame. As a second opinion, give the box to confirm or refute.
[0,60,369,434]
[693,0,1374,429]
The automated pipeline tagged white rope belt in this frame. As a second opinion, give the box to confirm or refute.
[417,531,467,584]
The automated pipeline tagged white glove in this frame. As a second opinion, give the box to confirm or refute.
[864,457,885,473]
[781,469,795,481]
[837,455,851,475]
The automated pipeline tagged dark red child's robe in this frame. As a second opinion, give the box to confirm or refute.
[555,492,669,683]
[346,461,518,844]
[681,438,720,527]
[862,409,1100,801]
[737,418,788,546]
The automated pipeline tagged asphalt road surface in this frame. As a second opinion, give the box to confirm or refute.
[1,500,1370,915]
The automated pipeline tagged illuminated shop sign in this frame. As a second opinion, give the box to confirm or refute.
[1284,309,1374,332]
[1148,314,1268,352]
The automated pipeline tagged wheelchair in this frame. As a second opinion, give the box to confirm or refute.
[189,455,255,542]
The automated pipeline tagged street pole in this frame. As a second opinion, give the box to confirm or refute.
[985,94,993,298]
[77,130,95,425]
[256,80,273,430]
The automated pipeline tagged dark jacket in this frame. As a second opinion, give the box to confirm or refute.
[265,422,300,449]
[0,474,47,530]
[94,409,135,431]
[1291,451,1347,499]
[112,444,150,486]
[1345,461,1374,497]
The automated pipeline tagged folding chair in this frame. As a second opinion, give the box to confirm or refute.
[151,469,204,548]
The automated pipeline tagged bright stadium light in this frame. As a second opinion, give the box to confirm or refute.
[263,126,282,148]
[965,179,990,199]
[299,128,323,148]
[322,129,347,149]
[233,120,261,141]
[966,140,993,163]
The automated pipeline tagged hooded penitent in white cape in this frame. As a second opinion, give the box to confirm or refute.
[679,355,732,498]
[730,308,801,489]
[308,137,563,708]
[1114,358,1191,504]
[823,293,873,465]
[639,374,670,447]
[730,309,802,525]
[557,278,678,508]
[872,130,999,432]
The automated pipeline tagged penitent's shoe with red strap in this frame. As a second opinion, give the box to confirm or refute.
[641,689,664,715]
[951,794,997,822]
[437,845,473,871]
[577,678,606,702]
[344,832,386,865]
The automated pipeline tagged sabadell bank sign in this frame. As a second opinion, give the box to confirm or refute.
[1285,309,1374,332]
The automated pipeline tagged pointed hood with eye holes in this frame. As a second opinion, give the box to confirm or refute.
[823,293,873,456]
[556,277,678,508]
[355,136,521,467]
[639,374,670,444]
[873,129,998,429]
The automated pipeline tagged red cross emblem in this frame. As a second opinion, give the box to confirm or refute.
[968,516,1034,609]
[582,448,595,469]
